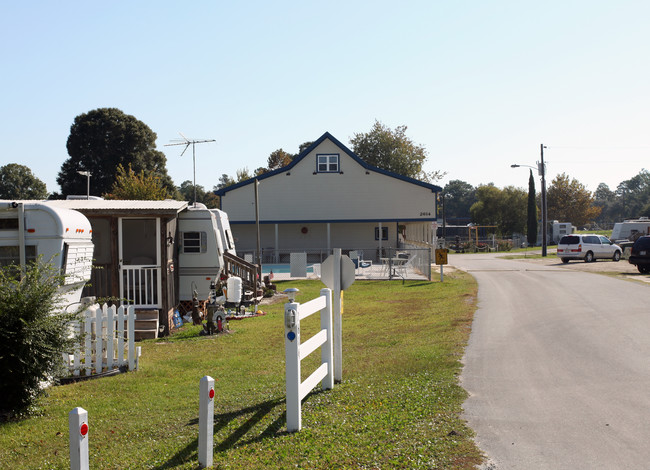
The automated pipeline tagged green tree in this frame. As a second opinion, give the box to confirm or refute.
[104,164,171,200]
[546,173,601,227]
[58,108,176,197]
[0,260,80,419]
[470,184,527,235]
[178,180,219,208]
[350,120,444,182]
[616,169,650,218]
[0,164,48,200]
[593,182,618,224]
[267,149,294,171]
[443,180,476,219]
[527,170,538,245]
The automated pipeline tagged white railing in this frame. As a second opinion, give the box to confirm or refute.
[64,304,137,377]
[120,265,161,308]
[284,288,333,432]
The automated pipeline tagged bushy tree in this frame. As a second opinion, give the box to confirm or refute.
[58,108,176,197]
[616,169,650,218]
[547,173,601,227]
[178,180,219,208]
[470,184,527,235]
[443,180,476,219]
[104,164,172,200]
[0,260,79,419]
[350,120,445,182]
[0,163,48,200]
[267,149,293,171]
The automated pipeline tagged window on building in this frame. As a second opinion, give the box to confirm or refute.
[183,231,207,253]
[317,154,340,173]
[375,227,388,241]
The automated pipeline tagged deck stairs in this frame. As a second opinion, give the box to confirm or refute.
[134,309,159,340]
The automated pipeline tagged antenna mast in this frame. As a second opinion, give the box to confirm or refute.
[165,133,216,206]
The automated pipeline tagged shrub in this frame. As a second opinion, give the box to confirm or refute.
[0,259,80,420]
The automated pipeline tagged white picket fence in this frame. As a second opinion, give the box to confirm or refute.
[284,288,334,432]
[64,304,137,377]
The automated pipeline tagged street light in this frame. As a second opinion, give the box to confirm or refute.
[77,171,91,200]
[511,144,547,256]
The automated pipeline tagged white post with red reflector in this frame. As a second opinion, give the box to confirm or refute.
[198,375,215,468]
[69,407,89,470]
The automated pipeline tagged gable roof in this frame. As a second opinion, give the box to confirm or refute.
[214,131,442,196]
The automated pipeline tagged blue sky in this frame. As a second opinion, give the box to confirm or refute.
[2,1,649,196]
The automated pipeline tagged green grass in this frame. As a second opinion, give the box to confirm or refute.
[0,275,483,469]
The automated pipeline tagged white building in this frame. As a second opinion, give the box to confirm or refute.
[215,132,441,264]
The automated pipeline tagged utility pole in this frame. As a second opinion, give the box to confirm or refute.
[540,144,547,257]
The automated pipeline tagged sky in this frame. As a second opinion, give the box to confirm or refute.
[2,1,649,196]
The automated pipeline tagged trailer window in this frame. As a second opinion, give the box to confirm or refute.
[0,218,19,230]
[0,245,37,267]
[183,232,207,253]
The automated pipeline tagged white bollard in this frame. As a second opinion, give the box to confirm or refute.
[284,301,301,432]
[198,375,215,468]
[69,407,89,470]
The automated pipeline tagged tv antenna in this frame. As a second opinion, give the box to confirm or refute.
[165,133,216,206]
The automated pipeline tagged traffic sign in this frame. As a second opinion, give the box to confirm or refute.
[321,254,356,290]
[435,248,448,265]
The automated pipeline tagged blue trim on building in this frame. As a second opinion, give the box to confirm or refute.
[228,218,438,225]
[214,131,443,196]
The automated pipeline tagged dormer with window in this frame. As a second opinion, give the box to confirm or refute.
[317,154,340,173]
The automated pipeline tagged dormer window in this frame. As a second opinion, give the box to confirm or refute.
[317,154,339,173]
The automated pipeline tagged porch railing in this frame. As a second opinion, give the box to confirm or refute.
[121,265,161,308]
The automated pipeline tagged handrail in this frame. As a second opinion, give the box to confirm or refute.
[223,251,259,291]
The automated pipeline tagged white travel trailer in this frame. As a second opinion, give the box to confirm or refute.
[611,217,650,241]
[177,204,226,302]
[0,201,94,309]
[212,209,237,256]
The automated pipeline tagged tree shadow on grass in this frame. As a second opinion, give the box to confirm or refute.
[150,397,288,469]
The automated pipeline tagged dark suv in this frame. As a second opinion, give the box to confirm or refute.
[629,235,650,273]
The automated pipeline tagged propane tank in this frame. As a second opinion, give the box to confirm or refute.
[226,276,242,303]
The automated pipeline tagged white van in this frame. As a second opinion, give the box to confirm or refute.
[0,201,94,309]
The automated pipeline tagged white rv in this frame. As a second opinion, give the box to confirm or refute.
[611,217,650,242]
[0,201,94,309]
[212,209,236,256]
[177,204,226,302]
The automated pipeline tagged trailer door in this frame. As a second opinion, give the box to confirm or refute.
[118,218,162,308]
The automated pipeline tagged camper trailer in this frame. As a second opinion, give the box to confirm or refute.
[0,201,94,309]
[611,217,650,242]
[177,204,226,302]
[212,209,237,256]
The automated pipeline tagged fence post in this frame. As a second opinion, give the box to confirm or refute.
[127,306,135,370]
[198,375,215,468]
[320,288,334,391]
[285,300,301,432]
[84,309,92,376]
[106,305,114,370]
[95,306,104,373]
[69,407,89,470]
[117,306,125,367]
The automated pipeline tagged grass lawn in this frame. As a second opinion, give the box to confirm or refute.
[0,273,483,469]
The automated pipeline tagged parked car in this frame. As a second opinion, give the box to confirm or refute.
[628,235,650,273]
[556,234,622,263]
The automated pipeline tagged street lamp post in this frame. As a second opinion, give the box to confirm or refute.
[511,143,547,257]
[77,171,91,200]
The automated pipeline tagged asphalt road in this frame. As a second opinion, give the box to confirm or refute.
[453,253,650,469]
